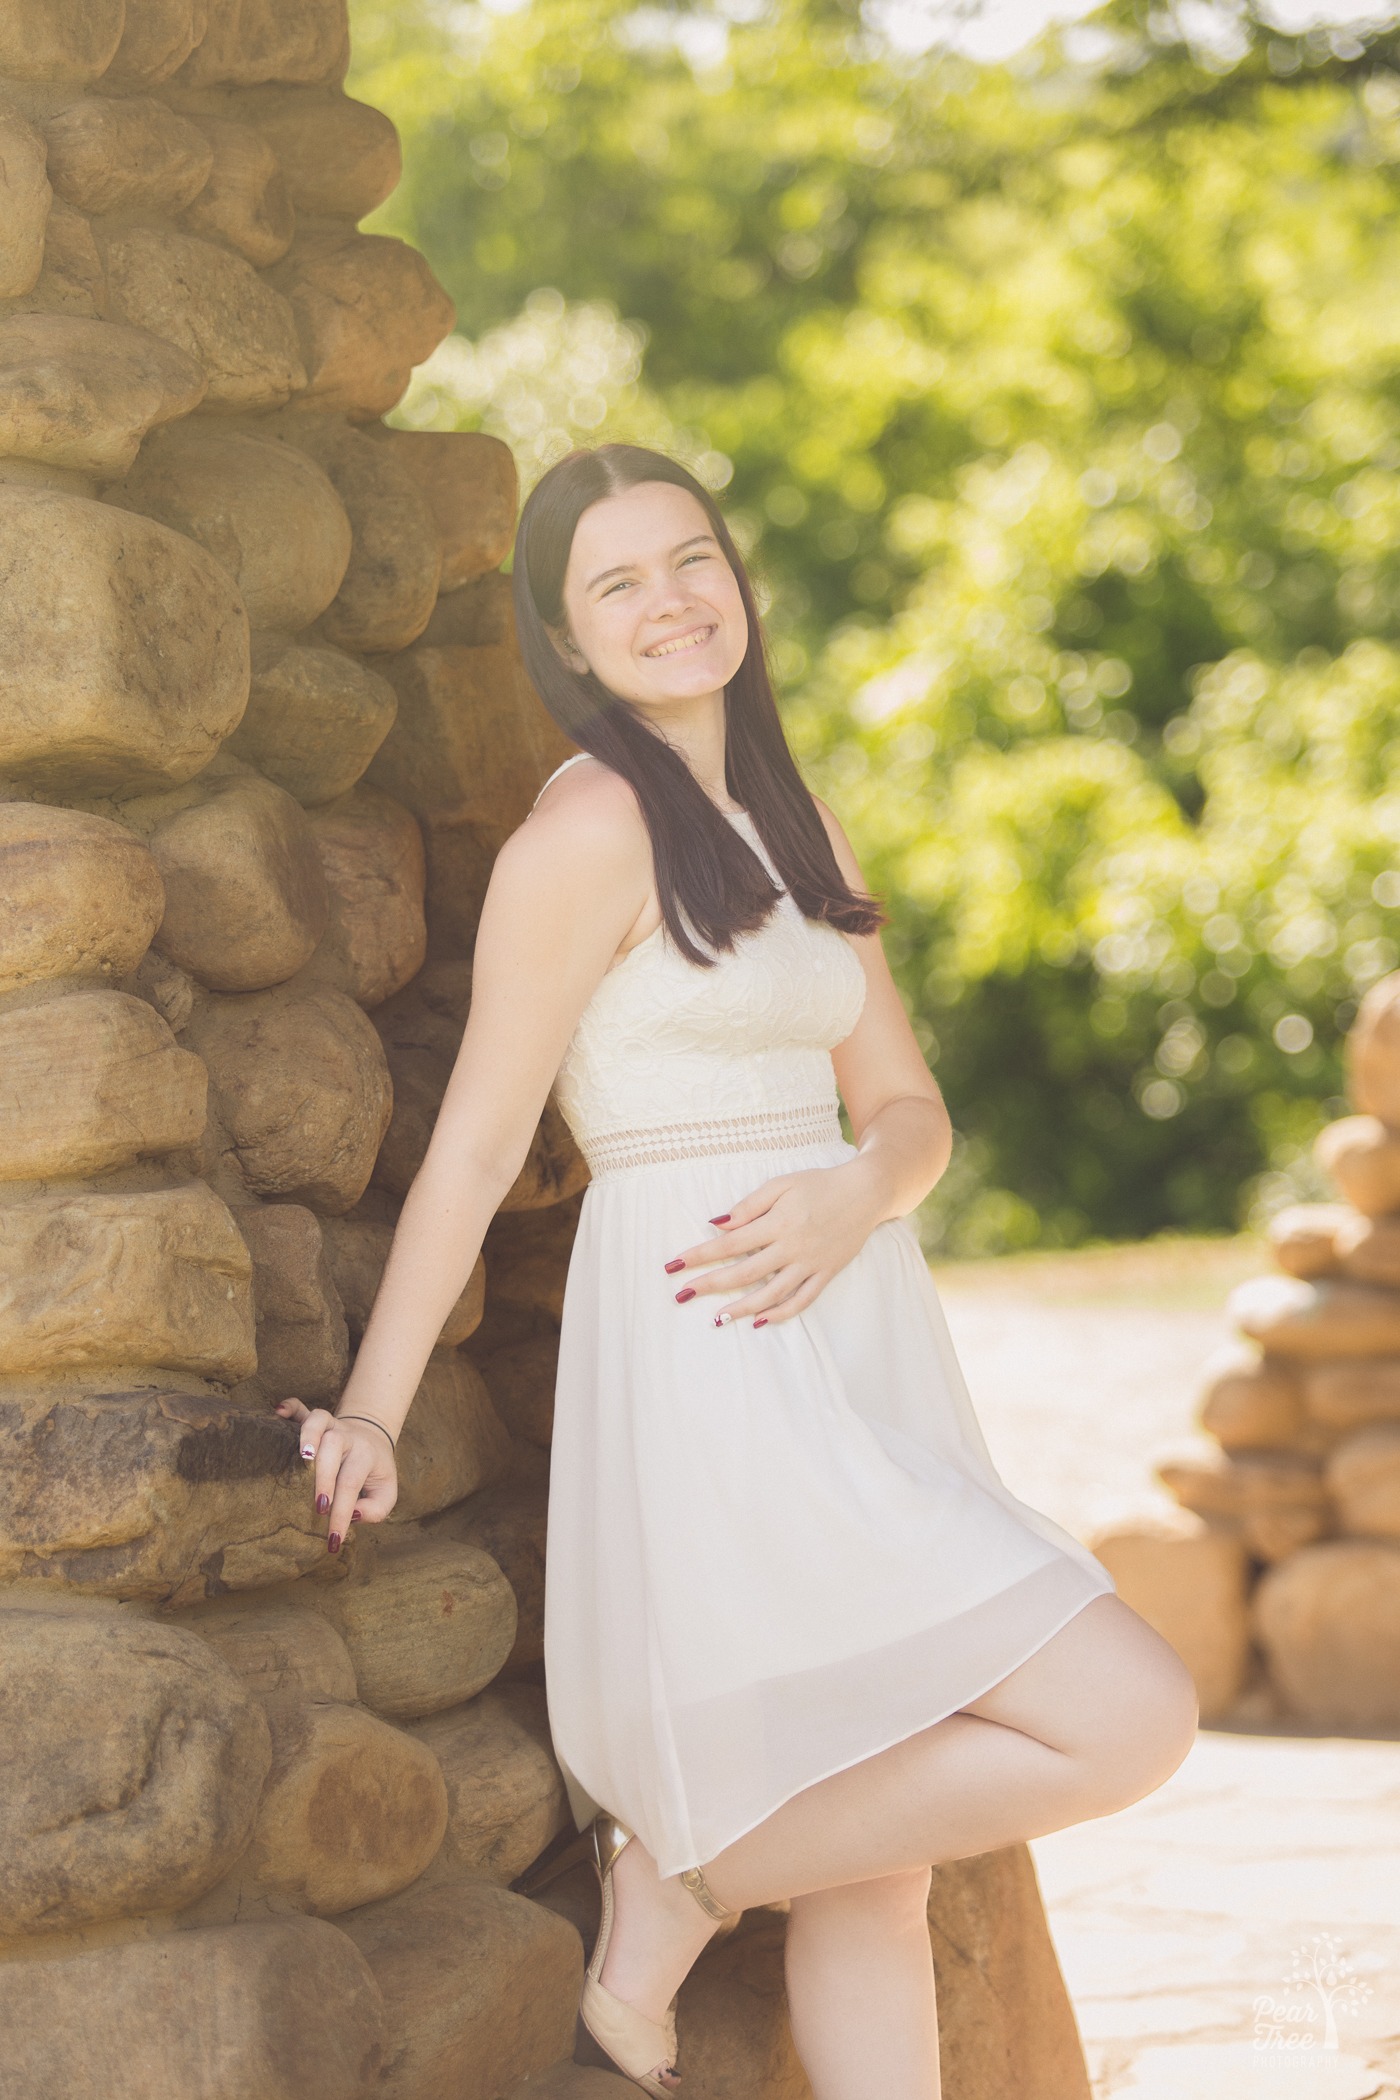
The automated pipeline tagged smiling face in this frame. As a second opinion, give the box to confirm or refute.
[555,480,749,719]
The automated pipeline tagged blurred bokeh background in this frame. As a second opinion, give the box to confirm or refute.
[349,0,1400,1256]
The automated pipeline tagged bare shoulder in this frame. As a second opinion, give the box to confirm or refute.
[810,794,868,890]
[488,756,652,921]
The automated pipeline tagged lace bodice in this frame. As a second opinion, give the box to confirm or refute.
[538,757,867,1158]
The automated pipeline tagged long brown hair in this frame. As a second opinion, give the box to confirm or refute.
[511,443,885,967]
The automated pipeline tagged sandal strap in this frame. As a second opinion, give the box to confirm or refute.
[679,1864,735,1922]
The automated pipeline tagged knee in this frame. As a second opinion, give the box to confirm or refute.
[790,1867,932,1937]
[1077,1636,1198,1816]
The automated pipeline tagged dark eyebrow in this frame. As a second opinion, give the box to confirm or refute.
[585,533,717,594]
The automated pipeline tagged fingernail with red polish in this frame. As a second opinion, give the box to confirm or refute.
[664,1258,685,1274]
[301,1446,315,1460]
[754,1317,768,1329]
[675,1287,695,1303]
[713,1312,732,1328]
[316,1493,330,1514]
[327,1532,341,1554]
[350,1509,362,1523]
[709,1214,731,1225]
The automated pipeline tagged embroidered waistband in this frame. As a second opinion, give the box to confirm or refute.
[581,1100,843,1177]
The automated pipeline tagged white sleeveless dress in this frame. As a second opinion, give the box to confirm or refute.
[536,755,1115,1877]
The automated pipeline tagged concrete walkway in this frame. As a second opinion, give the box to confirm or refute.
[934,1240,1400,2100]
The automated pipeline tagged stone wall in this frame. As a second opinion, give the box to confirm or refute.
[1095,970,1400,1732]
[0,6,1093,2094]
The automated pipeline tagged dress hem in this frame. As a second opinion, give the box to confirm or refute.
[557,1561,1116,1880]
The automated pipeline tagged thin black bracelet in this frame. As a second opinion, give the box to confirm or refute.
[337,1413,398,1452]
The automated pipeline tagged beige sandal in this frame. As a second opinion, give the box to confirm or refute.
[574,1811,735,2094]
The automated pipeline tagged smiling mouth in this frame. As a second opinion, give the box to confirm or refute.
[644,625,716,659]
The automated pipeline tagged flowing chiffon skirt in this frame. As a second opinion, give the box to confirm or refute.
[542,1129,1116,1877]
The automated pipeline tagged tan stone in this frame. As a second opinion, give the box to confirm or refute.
[120,945,197,1034]
[271,229,455,420]
[0,1601,270,1934]
[0,313,209,477]
[285,418,441,651]
[116,420,351,632]
[236,1202,349,1403]
[99,224,305,412]
[1266,1201,1349,1279]
[321,1215,484,1348]
[181,117,295,267]
[132,768,331,992]
[1303,1356,1400,1430]
[923,1847,1092,2100]
[1347,970,1400,1127]
[0,991,205,1179]
[43,97,213,216]
[0,1183,255,1380]
[419,814,502,959]
[0,1918,385,2100]
[407,1684,567,1884]
[419,569,517,649]
[1230,1271,1400,1358]
[185,981,392,1212]
[482,1336,558,1450]
[339,1876,581,2100]
[0,486,249,795]
[1253,1538,1400,1725]
[1195,1342,1317,1454]
[173,0,352,89]
[1326,1423,1400,1539]
[189,1599,360,1703]
[670,1909,814,2098]
[300,786,425,1010]
[0,0,125,84]
[1333,1209,1400,1288]
[1,198,106,321]
[485,1197,585,1321]
[186,1693,447,1921]
[428,1454,549,1674]
[367,641,555,828]
[373,964,587,1209]
[1155,1440,1330,1561]
[370,428,517,591]
[0,803,164,994]
[230,84,401,218]
[294,1531,517,1720]
[225,636,397,806]
[392,1349,512,1524]
[504,2071,634,2100]
[104,0,209,91]
[1089,1509,1248,1719]
[0,1384,336,1603]
[0,112,51,301]
[1315,1113,1400,1215]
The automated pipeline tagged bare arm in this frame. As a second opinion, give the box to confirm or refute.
[280,766,653,1544]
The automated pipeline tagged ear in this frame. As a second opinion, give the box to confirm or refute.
[546,622,589,673]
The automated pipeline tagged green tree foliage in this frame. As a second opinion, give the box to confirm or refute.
[349,0,1400,1248]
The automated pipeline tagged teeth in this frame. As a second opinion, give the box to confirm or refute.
[646,627,713,658]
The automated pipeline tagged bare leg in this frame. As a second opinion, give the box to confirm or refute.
[702,1593,1197,1909]
[785,1869,940,2100]
[595,1596,1196,2024]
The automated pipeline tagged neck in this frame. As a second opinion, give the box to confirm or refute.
[629,687,734,808]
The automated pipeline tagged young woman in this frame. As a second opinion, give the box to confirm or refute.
[279,444,1197,2099]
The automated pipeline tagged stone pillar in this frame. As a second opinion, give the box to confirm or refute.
[1098,969,1400,1732]
[0,6,1093,2092]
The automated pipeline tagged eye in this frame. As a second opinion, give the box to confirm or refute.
[601,578,634,597]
